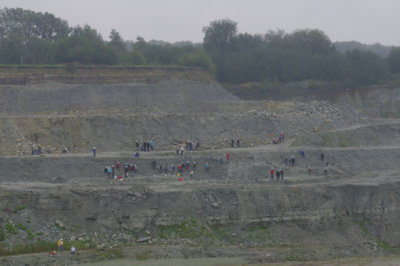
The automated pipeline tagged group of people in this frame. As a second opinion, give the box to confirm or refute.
[231,138,240,148]
[31,144,51,155]
[136,140,155,152]
[176,140,201,156]
[272,132,285,144]
[104,161,138,179]
[270,167,284,180]
[56,238,76,255]
[278,151,329,179]
[152,160,201,178]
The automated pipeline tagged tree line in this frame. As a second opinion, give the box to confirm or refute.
[1,8,399,86]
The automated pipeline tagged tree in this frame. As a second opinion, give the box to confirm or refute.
[109,29,126,54]
[0,33,24,64]
[344,49,388,85]
[202,19,237,53]
[0,7,69,40]
[63,25,117,65]
[178,50,216,77]
[387,47,400,74]
[287,29,335,55]
[120,50,146,65]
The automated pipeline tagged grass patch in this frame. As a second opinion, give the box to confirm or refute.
[91,249,123,262]
[63,240,96,250]
[247,224,272,243]
[0,229,5,241]
[157,217,213,244]
[209,225,235,244]
[0,239,98,257]
[375,239,400,254]
[352,219,400,254]
[0,240,56,256]
[26,230,34,240]
[15,223,27,231]
[136,251,150,260]
[285,255,309,261]
[14,206,26,212]
[5,223,18,235]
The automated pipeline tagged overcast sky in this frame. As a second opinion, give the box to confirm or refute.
[1,0,400,46]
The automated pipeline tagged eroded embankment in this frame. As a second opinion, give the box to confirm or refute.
[1,146,400,182]
[1,178,400,256]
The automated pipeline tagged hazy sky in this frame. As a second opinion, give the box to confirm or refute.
[1,0,400,45]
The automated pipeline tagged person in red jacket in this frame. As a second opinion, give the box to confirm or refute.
[226,152,230,161]
[270,167,275,180]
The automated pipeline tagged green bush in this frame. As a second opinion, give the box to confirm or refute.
[0,228,5,241]
[5,223,18,235]
[15,223,27,231]
[0,241,56,256]
[15,206,26,212]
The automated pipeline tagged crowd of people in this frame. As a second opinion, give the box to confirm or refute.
[136,140,155,152]
[274,150,329,181]
[104,161,138,180]
[31,144,52,155]
[272,132,285,144]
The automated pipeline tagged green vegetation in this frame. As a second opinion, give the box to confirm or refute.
[136,251,151,260]
[15,223,26,231]
[1,8,399,87]
[63,239,96,250]
[26,230,34,240]
[247,224,272,243]
[285,255,309,261]
[353,219,400,254]
[209,225,235,244]
[0,239,98,257]
[14,206,26,212]
[91,249,123,262]
[5,223,18,235]
[157,217,213,244]
[0,228,5,241]
[0,240,56,256]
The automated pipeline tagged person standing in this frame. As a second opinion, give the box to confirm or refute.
[92,147,96,157]
[171,164,175,175]
[130,164,135,177]
[231,139,234,147]
[280,169,284,180]
[226,152,230,161]
[150,140,154,151]
[270,168,275,180]
[107,166,112,179]
[57,238,63,252]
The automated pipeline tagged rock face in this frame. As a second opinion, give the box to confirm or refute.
[1,66,400,261]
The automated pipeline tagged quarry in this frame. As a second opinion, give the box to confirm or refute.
[1,66,400,265]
